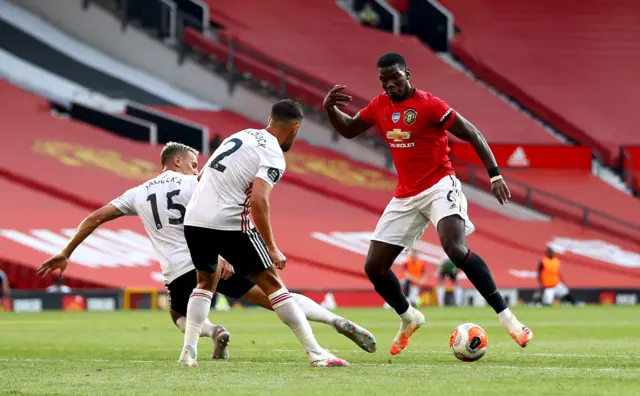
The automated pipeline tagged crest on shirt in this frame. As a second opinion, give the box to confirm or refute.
[404,109,417,125]
[391,112,401,123]
[267,168,281,184]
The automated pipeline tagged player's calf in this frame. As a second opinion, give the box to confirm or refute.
[251,268,349,366]
[178,287,214,365]
[364,242,410,316]
[439,218,534,347]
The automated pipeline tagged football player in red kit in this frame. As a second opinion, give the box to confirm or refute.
[323,52,533,355]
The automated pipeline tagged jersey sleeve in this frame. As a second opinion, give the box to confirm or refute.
[358,95,379,125]
[427,96,456,130]
[255,146,286,188]
[110,188,138,216]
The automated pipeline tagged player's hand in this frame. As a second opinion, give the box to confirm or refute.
[269,246,287,270]
[491,178,511,205]
[36,253,69,278]
[220,259,235,280]
[323,85,352,109]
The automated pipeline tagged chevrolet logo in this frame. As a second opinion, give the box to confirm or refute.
[386,129,411,142]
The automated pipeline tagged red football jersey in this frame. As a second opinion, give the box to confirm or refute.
[359,87,457,198]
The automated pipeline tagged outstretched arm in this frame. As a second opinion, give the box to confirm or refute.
[448,113,511,205]
[36,204,124,277]
[323,85,372,139]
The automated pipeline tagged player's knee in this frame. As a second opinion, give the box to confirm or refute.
[250,267,284,296]
[364,259,387,280]
[442,241,467,265]
[196,270,216,291]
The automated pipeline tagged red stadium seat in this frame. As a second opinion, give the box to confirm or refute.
[183,27,229,63]
[195,0,561,145]
[440,0,640,165]
[3,81,639,292]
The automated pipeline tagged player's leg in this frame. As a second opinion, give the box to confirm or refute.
[367,197,428,355]
[226,280,376,353]
[218,258,345,328]
[451,273,463,307]
[541,287,554,306]
[364,241,408,314]
[221,229,347,366]
[168,270,230,360]
[178,226,224,365]
[407,283,420,307]
[556,283,576,305]
[436,272,446,307]
[437,215,533,347]
[246,266,347,366]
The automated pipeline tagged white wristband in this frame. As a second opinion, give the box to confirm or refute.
[490,175,503,183]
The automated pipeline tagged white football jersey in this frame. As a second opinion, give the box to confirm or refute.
[110,171,198,284]
[185,129,285,231]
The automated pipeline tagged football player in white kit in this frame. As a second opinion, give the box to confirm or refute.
[37,138,376,364]
[180,100,351,367]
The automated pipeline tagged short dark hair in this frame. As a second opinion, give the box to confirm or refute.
[270,99,303,123]
[377,52,406,69]
[160,142,198,166]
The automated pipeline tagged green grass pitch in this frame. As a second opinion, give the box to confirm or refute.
[1,306,639,395]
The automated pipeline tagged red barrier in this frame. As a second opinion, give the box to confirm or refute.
[303,291,385,308]
[450,144,592,169]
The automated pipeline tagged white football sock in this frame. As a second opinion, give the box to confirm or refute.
[437,286,445,307]
[292,293,340,326]
[399,306,413,322]
[269,288,323,353]
[182,289,213,356]
[176,316,216,338]
[454,286,463,307]
[498,308,521,333]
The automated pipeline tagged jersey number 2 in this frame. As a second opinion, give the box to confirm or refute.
[146,189,185,230]
[210,138,243,173]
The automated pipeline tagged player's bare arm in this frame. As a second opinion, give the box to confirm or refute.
[323,85,372,139]
[447,114,511,205]
[251,178,286,269]
[36,204,124,277]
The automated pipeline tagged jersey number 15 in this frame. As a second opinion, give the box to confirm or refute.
[146,189,185,230]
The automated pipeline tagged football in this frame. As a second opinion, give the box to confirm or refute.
[449,323,488,362]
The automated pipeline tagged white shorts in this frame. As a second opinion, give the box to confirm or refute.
[372,175,475,248]
[542,282,570,305]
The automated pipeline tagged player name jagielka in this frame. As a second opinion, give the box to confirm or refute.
[144,176,183,189]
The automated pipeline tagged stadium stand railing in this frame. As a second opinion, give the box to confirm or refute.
[453,156,640,245]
